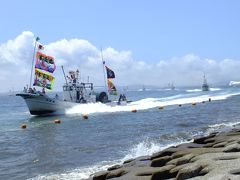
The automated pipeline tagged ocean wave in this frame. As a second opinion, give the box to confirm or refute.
[206,121,240,134]
[29,161,118,180]
[30,138,189,180]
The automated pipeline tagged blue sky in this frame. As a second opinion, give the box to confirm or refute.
[1,0,240,61]
[1,0,240,92]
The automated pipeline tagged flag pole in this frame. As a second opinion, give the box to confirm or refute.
[61,66,73,101]
[29,37,40,89]
[101,48,108,96]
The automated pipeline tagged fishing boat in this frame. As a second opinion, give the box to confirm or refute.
[16,37,129,115]
[202,74,210,91]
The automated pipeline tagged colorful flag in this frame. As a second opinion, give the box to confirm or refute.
[33,69,55,90]
[105,66,115,79]
[35,52,56,73]
[107,79,117,95]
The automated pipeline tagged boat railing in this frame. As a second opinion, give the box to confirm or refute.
[63,82,93,91]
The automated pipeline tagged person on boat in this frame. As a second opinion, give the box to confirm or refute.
[73,77,77,86]
[118,94,123,104]
[55,93,59,99]
[79,91,86,103]
[28,88,34,93]
[42,88,45,94]
[33,87,36,93]
[23,86,27,93]
[122,94,127,101]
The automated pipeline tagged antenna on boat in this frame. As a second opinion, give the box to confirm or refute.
[29,37,40,88]
[61,65,73,101]
[101,48,108,95]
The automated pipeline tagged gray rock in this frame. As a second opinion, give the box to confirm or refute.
[223,143,240,152]
[176,164,203,180]
[167,154,195,166]
[106,169,128,179]
[93,171,109,180]
[150,147,177,160]
[150,165,176,180]
[151,155,172,167]
[107,165,122,171]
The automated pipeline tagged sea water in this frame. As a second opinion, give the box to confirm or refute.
[1,87,240,180]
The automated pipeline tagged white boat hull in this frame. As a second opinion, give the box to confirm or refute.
[16,93,76,115]
[16,93,130,115]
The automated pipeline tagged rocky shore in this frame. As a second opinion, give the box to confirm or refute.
[91,128,240,180]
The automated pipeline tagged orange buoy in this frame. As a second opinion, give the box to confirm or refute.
[192,102,196,106]
[131,109,137,113]
[83,114,89,119]
[21,124,27,129]
[159,106,164,109]
[178,104,182,107]
[54,119,61,124]
[208,98,211,102]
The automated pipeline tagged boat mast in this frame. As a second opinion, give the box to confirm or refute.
[29,37,40,89]
[203,73,207,84]
[61,66,73,101]
[101,48,108,95]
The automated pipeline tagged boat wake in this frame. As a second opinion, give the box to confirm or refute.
[66,91,240,115]
[186,88,222,92]
[186,89,202,92]
[209,88,222,91]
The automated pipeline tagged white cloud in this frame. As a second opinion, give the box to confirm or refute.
[0,31,240,92]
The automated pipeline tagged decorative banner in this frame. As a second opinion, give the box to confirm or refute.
[35,52,56,73]
[33,69,55,90]
[107,79,117,95]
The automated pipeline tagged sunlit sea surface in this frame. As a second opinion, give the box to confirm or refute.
[1,87,240,180]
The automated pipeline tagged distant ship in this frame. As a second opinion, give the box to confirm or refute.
[16,37,130,115]
[202,74,210,91]
[168,83,175,90]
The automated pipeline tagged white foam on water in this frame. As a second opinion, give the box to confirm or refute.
[66,91,240,115]
[137,88,151,91]
[206,121,240,134]
[121,138,189,161]
[29,160,118,180]
[30,138,190,180]
[186,88,221,92]
[209,88,222,91]
[186,89,202,92]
